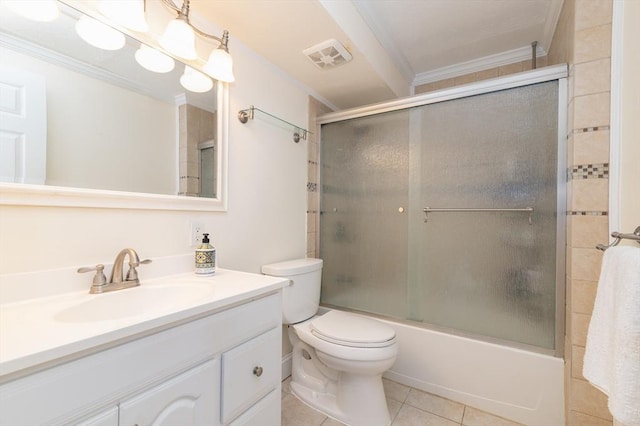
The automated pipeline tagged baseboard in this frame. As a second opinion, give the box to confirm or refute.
[281,352,292,381]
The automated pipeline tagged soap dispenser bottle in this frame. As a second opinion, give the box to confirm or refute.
[195,233,216,276]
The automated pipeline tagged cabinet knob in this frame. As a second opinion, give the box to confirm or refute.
[253,366,263,377]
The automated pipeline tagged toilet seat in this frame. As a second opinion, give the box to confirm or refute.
[310,310,396,348]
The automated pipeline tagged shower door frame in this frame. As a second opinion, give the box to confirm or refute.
[317,65,568,357]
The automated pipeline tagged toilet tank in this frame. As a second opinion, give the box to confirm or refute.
[261,258,323,325]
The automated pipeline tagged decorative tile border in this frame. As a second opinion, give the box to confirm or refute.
[567,211,608,216]
[570,125,610,135]
[569,163,609,180]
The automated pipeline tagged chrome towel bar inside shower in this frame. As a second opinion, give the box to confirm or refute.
[422,207,534,224]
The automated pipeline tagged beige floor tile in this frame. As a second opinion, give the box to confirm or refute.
[281,393,327,426]
[388,397,403,422]
[392,404,460,426]
[282,377,292,396]
[568,410,613,426]
[320,416,346,426]
[404,388,465,423]
[462,406,522,426]
[383,378,411,402]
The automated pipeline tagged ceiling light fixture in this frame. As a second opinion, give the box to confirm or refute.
[159,0,235,83]
[3,0,60,22]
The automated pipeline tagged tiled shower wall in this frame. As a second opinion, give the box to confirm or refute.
[178,104,216,197]
[548,0,614,424]
[307,97,331,258]
[306,1,614,422]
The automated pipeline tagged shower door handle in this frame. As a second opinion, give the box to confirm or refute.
[422,207,534,224]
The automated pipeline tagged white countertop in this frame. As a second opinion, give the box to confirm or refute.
[0,268,287,379]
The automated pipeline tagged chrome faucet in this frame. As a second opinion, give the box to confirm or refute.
[78,248,152,294]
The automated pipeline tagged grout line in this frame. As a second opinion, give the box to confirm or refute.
[284,378,516,426]
[401,401,466,425]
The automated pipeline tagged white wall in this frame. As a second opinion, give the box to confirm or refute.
[0,37,309,276]
[1,47,177,195]
[619,1,640,231]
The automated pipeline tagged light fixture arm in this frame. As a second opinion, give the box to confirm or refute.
[160,0,227,46]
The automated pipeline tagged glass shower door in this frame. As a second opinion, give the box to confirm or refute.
[413,82,559,349]
[319,79,562,351]
[320,110,410,319]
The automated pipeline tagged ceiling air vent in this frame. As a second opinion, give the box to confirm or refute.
[303,39,353,70]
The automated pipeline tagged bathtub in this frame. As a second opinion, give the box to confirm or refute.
[380,315,564,425]
[282,307,565,425]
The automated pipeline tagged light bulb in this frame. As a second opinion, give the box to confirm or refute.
[203,48,235,83]
[159,19,197,60]
[99,0,148,33]
[180,66,213,93]
[135,44,175,73]
[3,0,59,22]
[75,15,125,51]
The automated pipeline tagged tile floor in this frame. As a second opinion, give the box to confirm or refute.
[281,377,523,426]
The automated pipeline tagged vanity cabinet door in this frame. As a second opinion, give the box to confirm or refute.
[119,358,221,426]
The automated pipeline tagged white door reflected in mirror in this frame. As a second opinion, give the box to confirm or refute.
[0,66,46,185]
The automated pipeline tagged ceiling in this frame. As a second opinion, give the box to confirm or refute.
[194,0,564,111]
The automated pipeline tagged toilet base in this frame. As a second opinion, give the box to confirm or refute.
[287,318,396,426]
[290,368,392,426]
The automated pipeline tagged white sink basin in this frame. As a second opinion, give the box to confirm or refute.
[54,283,213,323]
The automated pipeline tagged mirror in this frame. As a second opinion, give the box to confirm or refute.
[0,0,228,211]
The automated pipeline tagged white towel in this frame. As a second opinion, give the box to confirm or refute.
[583,246,640,426]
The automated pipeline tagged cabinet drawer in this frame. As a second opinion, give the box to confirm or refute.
[221,327,281,423]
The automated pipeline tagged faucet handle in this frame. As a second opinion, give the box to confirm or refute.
[77,264,107,286]
[125,259,152,282]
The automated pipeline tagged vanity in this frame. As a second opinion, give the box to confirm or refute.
[1,1,287,423]
[0,267,288,425]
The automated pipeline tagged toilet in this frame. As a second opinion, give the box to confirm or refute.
[262,258,398,426]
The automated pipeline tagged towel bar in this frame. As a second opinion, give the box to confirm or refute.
[596,226,640,251]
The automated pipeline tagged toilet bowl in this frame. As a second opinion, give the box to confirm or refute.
[262,258,398,426]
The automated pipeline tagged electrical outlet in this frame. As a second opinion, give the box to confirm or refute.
[190,221,205,247]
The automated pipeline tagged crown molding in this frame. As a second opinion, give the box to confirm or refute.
[412,44,547,87]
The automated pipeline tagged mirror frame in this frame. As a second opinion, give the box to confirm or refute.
[0,2,229,212]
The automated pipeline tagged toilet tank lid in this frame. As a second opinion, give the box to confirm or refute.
[261,258,323,276]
